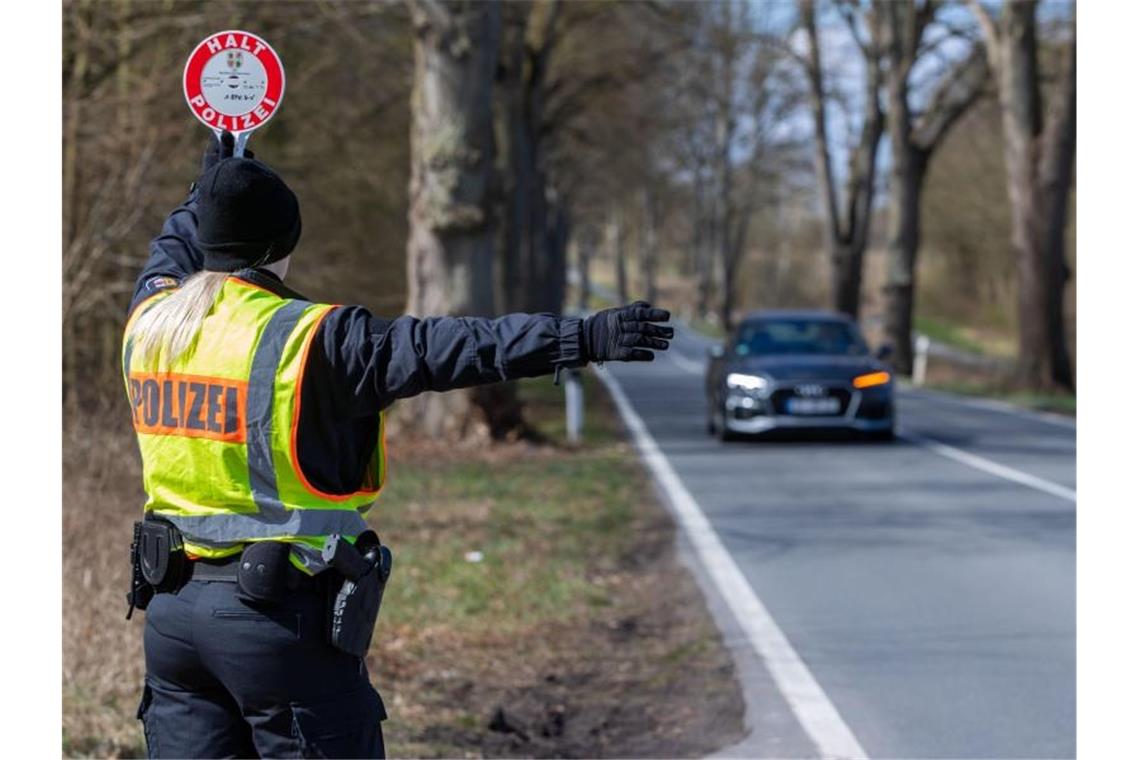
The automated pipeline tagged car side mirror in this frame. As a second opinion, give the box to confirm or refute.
[708,344,725,360]
[876,344,894,361]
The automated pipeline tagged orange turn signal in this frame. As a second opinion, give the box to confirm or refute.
[853,371,891,389]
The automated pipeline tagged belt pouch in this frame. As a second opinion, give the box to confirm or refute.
[236,541,293,604]
[137,517,187,593]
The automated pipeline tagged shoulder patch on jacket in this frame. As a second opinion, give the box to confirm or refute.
[146,275,180,292]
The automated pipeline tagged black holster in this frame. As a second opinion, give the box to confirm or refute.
[126,516,188,619]
[322,531,393,658]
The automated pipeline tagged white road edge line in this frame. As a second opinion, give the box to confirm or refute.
[595,366,868,760]
[899,430,1076,502]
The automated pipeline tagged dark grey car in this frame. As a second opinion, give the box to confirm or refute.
[705,310,895,440]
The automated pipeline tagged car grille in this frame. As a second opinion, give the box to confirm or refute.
[770,387,851,416]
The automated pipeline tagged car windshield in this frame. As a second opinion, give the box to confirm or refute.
[734,319,869,357]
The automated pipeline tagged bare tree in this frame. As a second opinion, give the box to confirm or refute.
[878,0,990,373]
[608,206,629,303]
[638,186,661,304]
[404,0,519,439]
[574,223,596,313]
[496,0,562,314]
[799,0,883,318]
[967,0,1075,392]
[701,0,801,329]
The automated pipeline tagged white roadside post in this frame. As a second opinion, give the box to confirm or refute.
[183,30,286,154]
[913,334,931,387]
[565,369,584,445]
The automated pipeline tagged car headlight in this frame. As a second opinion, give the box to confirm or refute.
[726,373,768,392]
[852,371,891,389]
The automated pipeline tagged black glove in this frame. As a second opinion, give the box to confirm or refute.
[582,301,673,362]
[200,131,254,174]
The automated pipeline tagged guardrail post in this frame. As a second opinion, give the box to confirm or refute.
[913,334,931,387]
[565,368,583,444]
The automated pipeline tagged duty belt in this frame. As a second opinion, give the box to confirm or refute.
[188,553,326,591]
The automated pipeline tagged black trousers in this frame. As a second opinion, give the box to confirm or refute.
[138,579,386,758]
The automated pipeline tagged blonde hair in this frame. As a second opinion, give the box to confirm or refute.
[129,271,228,365]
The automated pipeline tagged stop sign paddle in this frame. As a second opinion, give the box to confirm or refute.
[183,30,285,157]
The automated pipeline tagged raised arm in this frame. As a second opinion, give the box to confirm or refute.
[316,302,672,416]
[128,133,241,313]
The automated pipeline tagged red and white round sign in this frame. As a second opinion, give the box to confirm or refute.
[183,30,285,135]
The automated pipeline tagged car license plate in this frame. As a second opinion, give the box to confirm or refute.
[786,397,841,415]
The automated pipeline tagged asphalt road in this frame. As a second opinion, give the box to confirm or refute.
[601,325,1075,759]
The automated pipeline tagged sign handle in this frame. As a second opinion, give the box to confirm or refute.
[210,128,251,158]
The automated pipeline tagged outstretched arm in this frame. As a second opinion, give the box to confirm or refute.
[316,302,672,416]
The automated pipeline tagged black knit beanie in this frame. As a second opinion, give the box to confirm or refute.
[197,158,302,272]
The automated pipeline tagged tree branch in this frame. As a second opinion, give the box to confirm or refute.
[800,0,841,242]
[834,0,871,58]
[911,42,989,152]
[964,0,1001,66]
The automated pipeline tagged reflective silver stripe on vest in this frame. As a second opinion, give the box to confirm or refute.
[246,299,309,520]
[163,509,369,544]
[164,511,365,574]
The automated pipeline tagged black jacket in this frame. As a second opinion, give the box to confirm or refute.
[130,188,587,494]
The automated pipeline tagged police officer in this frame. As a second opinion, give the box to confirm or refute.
[123,132,673,759]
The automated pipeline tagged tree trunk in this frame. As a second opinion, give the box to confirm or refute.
[713,111,732,327]
[719,246,736,330]
[996,1,1049,390]
[496,14,529,312]
[497,1,561,315]
[836,57,884,318]
[575,228,591,313]
[687,173,705,279]
[1039,37,1076,391]
[405,0,521,439]
[882,48,929,375]
[610,207,628,303]
[879,0,987,374]
[978,0,1075,392]
[525,173,550,311]
[540,191,570,313]
[696,208,714,318]
[801,0,843,309]
[63,0,92,416]
[882,152,925,373]
[801,0,883,319]
[639,186,659,304]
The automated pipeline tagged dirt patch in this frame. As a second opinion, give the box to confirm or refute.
[378,520,743,758]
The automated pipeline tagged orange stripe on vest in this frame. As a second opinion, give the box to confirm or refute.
[128,372,248,443]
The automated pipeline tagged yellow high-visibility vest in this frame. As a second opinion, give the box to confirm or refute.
[122,276,385,573]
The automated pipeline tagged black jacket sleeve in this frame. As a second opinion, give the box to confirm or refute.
[316,305,587,417]
[128,187,204,314]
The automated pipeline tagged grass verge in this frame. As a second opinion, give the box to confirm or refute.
[922,380,1076,416]
[914,315,1018,358]
[63,376,744,758]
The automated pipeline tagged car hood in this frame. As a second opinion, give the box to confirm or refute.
[725,354,887,382]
